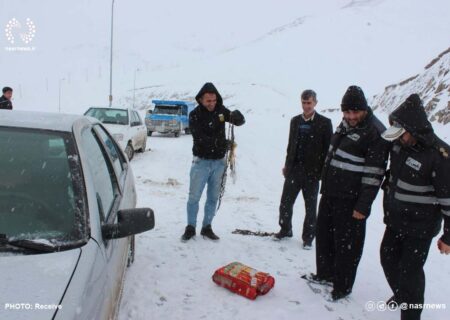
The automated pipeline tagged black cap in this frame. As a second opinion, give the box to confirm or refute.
[341,85,368,111]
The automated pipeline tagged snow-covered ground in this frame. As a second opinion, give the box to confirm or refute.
[118,94,450,319]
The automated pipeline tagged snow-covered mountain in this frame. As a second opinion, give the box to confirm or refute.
[372,47,450,124]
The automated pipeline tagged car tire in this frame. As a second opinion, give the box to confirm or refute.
[147,130,153,136]
[127,235,135,267]
[139,139,146,153]
[125,142,134,161]
[174,131,180,138]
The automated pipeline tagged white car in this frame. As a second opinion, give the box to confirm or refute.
[84,107,147,160]
[0,110,155,320]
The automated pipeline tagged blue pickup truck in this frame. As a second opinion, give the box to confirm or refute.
[145,100,196,137]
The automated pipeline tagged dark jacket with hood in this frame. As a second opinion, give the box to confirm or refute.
[0,95,13,110]
[320,108,390,216]
[382,94,450,244]
[189,83,245,159]
[284,112,332,179]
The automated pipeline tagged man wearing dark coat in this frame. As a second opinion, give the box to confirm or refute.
[0,87,13,110]
[275,89,332,250]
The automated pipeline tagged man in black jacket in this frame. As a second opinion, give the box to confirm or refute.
[0,87,13,110]
[182,83,245,241]
[380,94,450,320]
[275,90,333,249]
[310,86,389,301]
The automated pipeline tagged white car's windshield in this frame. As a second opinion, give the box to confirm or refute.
[0,127,86,248]
[86,108,129,125]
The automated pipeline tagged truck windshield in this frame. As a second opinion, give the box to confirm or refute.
[0,127,86,248]
[154,106,181,115]
[85,108,129,125]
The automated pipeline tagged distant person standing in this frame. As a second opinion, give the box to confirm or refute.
[182,82,245,242]
[380,94,450,320]
[275,89,332,250]
[0,87,13,110]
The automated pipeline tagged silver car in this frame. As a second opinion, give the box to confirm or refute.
[0,110,155,320]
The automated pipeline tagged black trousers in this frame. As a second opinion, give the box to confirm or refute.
[315,195,366,294]
[380,227,432,320]
[278,169,319,244]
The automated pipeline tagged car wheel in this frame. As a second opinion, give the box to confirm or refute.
[184,128,191,134]
[140,139,146,153]
[174,131,180,138]
[127,235,135,267]
[147,130,153,136]
[125,142,134,161]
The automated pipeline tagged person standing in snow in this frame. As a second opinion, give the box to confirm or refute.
[310,85,389,301]
[181,82,245,241]
[380,94,450,320]
[0,87,13,110]
[275,89,332,250]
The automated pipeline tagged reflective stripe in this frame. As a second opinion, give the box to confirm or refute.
[394,192,438,205]
[330,159,364,172]
[438,198,450,206]
[330,159,385,176]
[363,166,385,175]
[362,177,381,186]
[397,179,435,193]
[335,149,365,163]
[442,209,450,217]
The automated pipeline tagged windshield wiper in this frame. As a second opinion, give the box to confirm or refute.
[0,234,56,253]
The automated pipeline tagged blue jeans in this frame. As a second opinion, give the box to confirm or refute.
[187,156,226,228]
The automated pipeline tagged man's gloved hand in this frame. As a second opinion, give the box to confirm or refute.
[230,110,245,126]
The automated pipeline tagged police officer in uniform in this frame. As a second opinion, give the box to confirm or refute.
[312,86,390,301]
[380,94,450,320]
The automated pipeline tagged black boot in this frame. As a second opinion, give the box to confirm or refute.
[200,225,220,240]
[302,273,333,286]
[331,289,351,301]
[273,228,293,240]
[181,225,196,242]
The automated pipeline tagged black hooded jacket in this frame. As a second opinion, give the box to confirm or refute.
[0,95,13,110]
[383,94,450,244]
[189,83,245,159]
[320,108,390,216]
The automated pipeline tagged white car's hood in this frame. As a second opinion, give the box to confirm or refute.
[0,249,81,320]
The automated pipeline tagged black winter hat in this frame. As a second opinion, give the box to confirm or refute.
[382,94,433,142]
[341,85,368,111]
[195,82,223,107]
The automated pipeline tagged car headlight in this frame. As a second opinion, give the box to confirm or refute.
[113,133,124,141]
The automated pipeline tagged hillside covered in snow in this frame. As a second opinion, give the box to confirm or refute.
[372,47,450,125]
